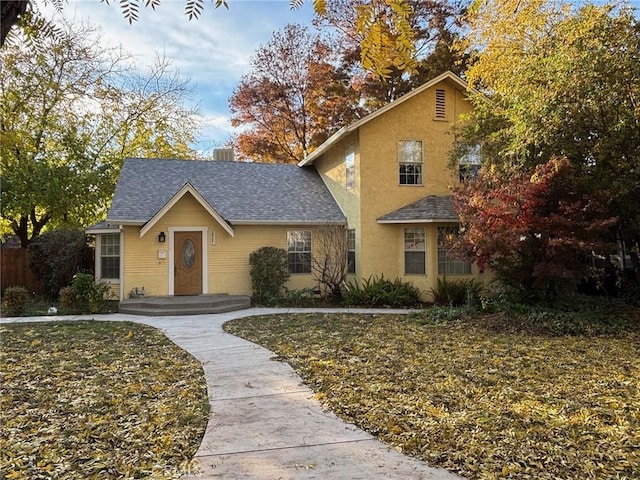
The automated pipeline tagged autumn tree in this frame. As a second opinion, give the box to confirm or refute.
[454,0,640,286]
[1,0,420,79]
[453,158,617,302]
[0,21,198,247]
[316,0,469,109]
[229,23,363,163]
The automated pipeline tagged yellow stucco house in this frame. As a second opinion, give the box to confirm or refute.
[89,71,483,302]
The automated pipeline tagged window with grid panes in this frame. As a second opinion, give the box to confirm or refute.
[437,227,472,274]
[404,227,425,274]
[399,140,423,185]
[347,229,356,274]
[287,231,312,274]
[100,233,120,279]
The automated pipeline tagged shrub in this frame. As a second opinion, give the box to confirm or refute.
[28,229,92,300]
[343,274,422,308]
[431,277,483,307]
[59,273,111,314]
[2,285,29,316]
[249,247,290,304]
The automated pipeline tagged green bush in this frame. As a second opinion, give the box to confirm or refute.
[28,229,92,300]
[249,247,290,304]
[59,273,111,314]
[2,285,29,316]
[343,274,422,308]
[431,277,483,307]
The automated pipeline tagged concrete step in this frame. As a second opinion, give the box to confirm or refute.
[119,294,252,316]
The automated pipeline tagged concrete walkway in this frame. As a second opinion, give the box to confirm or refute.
[2,308,461,480]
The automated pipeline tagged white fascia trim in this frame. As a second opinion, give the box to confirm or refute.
[139,182,234,238]
[86,227,121,235]
[229,220,347,226]
[106,220,145,226]
[168,227,208,295]
[299,71,470,167]
[377,218,459,224]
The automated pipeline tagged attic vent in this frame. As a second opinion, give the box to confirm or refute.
[435,89,446,119]
[213,148,234,161]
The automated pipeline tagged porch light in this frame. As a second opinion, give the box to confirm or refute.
[158,231,166,243]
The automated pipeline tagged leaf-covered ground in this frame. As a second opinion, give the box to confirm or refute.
[224,313,640,480]
[0,321,209,479]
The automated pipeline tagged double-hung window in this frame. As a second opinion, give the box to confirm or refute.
[399,140,423,185]
[100,233,120,279]
[437,227,472,275]
[287,231,312,274]
[459,144,481,182]
[345,144,355,189]
[404,227,426,275]
[347,229,356,274]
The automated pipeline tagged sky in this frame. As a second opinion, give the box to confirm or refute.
[44,0,317,153]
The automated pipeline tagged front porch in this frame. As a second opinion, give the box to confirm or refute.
[118,294,252,316]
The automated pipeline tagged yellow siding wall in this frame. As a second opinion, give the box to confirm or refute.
[316,78,479,297]
[122,192,324,297]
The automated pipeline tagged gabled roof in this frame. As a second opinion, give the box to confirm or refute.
[377,195,458,223]
[107,158,346,227]
[139,183,235,238]
[298,71,469,167]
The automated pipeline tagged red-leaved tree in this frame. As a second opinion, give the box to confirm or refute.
[453,157,617,301]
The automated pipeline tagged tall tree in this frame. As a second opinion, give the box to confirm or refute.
[455,0,640,281]
[316,0,469,109]
[229,23,363,163]
[0,21,198,247]
[1,0,419,79]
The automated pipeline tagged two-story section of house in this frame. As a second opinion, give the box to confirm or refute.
[299,71,482,295]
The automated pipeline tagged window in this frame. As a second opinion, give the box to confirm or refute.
[438,227,472,275]
[404,227,425,275]
[399,140,423,185]
[100,233,120,279]
[459,144,481,182]
[435,89,446,119]
[287,231,312,274]
[347,229,356,274]
[345,144,355,189]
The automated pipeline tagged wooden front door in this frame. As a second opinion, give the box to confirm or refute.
[174,231,202,296]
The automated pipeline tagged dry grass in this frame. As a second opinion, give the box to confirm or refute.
[224,312,640,480]
[1,320,209,479]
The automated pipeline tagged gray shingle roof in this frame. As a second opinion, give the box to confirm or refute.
[377,195,458,223]
[107,158,346,225]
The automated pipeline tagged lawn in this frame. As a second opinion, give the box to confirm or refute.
[0,320,209,479]
[224,312,640,480]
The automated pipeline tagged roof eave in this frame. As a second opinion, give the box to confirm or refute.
[377,218,459,224]
[298,71,470,167]
[139,182,235,238]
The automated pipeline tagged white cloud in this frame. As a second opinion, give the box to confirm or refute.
[38,0,315,146]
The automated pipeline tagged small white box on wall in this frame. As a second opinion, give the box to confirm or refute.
[158,249,167,259]
[210,230,216,245]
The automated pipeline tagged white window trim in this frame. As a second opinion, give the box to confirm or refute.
[287,230,313,275]
[168,227,209,295]
[95,232,121,283]
[404,227,426,275]
[398,140,424,186]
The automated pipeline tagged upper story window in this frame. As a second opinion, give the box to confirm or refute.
[100,233,120,280]
[404,227,426,275]
[398,140,423,185]
[459,144,481,182]
[347,229,356,274]
[435,89,446,119]
[287,230,312,274]
[345,144,355,189]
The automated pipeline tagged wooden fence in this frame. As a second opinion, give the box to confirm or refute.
[1,248,43,294]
